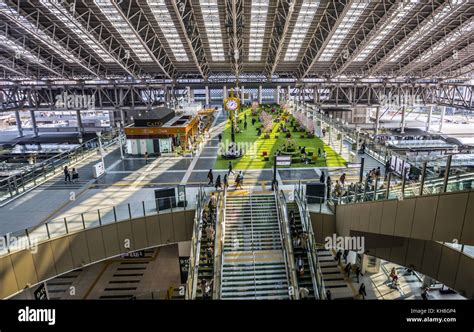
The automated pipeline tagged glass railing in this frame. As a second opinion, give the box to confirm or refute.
[0,193,197,258]
[213,187,225,299]
[0,133,119,205]
[294,188,326,300]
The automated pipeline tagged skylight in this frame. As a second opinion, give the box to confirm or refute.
[0,1,76,63]
[248,0,269,62]
[415,20,473,63]
[147,0,189,62]
[387,0,464,63]
[0,34,45,64]
[354,1,417,62]
[40,0,115,63]
[284,0,319,62]
[319,1,369,62]
[94,0,153,62]
[199,0,226,62]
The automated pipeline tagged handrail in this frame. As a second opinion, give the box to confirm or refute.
[216,187,227,299]
[294,188,326,299]
[0,193,190,258]
[274,186,299,300]
[212,187,225,299]
[249,192,257,299]
[0,134,119,204]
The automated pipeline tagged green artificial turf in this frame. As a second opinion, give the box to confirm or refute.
[213,107,346,170]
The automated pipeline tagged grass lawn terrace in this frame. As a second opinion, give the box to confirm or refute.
[213,107,346,170]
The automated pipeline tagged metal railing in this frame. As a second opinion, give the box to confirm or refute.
[275,187,299,300]
[216,187,227,299]
[0,194,195,258]
[213,187,226,299]
[294,187,327,300]
[0,134,118,205]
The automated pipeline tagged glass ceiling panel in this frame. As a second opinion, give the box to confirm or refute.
[248,0,269,61]
[40,0,115,63]
[0,34,45,64]
[284,0,320,62]
[0,1,76,63]
[199,0,226,62]
[319,1,369,62]
[147,0,189,62]
[94,0,153,62]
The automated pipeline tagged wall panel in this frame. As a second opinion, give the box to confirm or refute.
[379,200,397,236]
[49,237,74,275]
[411,195,438,240]
[393,198,415,238]
[433,193,468,243]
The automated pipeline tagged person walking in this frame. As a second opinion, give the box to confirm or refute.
[215,175,222,191]
[64,166,71,183]
[343,249,349,263]
[244,121,247,130]
[326,289,332,300]
[207,169,214,185]
[345,262,352,278]
[359,283,367,300]
[144,151,149,164]
[340,173,346,187]
[355,265,363,283]
[334,249,342,264]
[228,161,235,176]
[223,174,229,189]
[299,287,310,299]
[218,133,222,143]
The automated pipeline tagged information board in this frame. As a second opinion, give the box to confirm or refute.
[276,156,291,166]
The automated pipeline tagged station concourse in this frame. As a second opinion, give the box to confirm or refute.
[0,0,472,303]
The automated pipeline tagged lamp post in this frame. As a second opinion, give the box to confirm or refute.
[96,131,106,172]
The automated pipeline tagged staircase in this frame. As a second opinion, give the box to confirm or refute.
[220,194,290,299]
[287,202,315,299]
[316,248,354,299]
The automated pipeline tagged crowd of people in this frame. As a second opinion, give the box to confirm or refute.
[207,162,244,191]
[334,249,367,300]
[199,192,218,300]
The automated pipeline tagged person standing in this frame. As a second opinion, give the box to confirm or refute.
[207,169,214,185]
[218,133,222,143]
[320,171,325,183]
[64,166,71,183]
[144,151,149,164]
[334,249,342,264]
[71,168,79,183]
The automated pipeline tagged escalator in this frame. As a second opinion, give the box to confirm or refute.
[287,202,315,299]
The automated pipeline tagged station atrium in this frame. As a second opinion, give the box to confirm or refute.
[0,0,473,316]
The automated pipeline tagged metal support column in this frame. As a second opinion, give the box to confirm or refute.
[205,86,210,106]
[76,110,84,136]
[241,86,245,103]
[258,85,263,104]
[223,86,227,100]
[275,85,281,103]
[426,105,433,132]
[442,155,452,193]
[439,106,446,133]
[15,110,23,137]
[400,106,406,134]
[375,107,380,136]
[29,109,38,137]
[187,86,192,103]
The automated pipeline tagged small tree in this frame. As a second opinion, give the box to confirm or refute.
[259,111,273,133]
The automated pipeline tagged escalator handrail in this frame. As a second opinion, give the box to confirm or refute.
[274,187,299,299]
[213,187,226,299]
[294,189,326,300]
